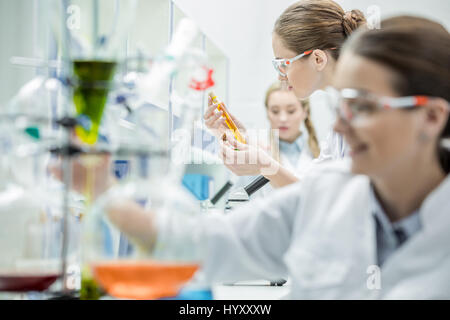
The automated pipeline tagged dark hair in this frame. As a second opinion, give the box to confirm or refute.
[344,16,450,173]
[381,15,447,32]
[274,0,366,60]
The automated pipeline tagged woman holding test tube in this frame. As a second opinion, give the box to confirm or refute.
[204,0,366,187]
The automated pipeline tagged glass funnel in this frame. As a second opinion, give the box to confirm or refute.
[50,0,138,145]
[72,60,117,145]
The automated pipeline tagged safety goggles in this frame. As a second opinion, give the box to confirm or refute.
[272,48,337,77]
[325,86,436,122]
[272,50,313,77]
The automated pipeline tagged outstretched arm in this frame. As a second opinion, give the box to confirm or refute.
[103,182,303,283]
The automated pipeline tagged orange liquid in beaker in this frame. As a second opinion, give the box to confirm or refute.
[91,261,199,300]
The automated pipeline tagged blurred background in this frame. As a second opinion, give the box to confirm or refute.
[1,0,449,143]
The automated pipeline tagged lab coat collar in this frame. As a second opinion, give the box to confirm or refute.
[369,184,422,240]
[366,174,450,233]
[419,173,450,232]
[376,174,450,298]
[279,133,305,153]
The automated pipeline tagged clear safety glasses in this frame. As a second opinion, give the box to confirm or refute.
[272,50,313,77]
[325,86,439,123]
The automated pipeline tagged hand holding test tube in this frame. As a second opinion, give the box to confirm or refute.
[205,92,247,144]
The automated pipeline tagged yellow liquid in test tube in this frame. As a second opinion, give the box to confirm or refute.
[208,92,246,144]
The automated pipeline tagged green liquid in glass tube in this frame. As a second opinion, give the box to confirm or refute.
[72,60,117,145]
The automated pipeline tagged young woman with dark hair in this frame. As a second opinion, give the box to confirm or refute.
[103,18,450,298]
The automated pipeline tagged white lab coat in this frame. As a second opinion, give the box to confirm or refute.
[280,145,315,179]
[230,124,347,199]
[154,160,450,299]
[316,130,347,162]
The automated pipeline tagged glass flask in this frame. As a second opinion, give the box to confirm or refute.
[1,69,89,298]
[81,144,203,300]
[6,75,65,147]
[0,119,81,298]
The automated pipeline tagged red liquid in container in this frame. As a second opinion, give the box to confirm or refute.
[0,273,60,292]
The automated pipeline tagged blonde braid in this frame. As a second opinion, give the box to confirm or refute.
[269,129,281,162]
[302,100,320,158]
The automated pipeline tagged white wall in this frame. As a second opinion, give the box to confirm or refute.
[174,0,450,142]
[338,0,450,29]
[0,0,36,107]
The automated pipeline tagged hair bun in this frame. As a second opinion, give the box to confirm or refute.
[342,9,367,36]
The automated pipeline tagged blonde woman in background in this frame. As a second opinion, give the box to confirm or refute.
[265,82,320,175]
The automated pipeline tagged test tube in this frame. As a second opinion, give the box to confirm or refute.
[208,92,246,144]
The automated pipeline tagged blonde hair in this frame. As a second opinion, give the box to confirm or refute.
[274,0,366,60]
[265,82,320,160]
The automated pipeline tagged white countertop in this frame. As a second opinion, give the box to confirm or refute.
[212,280,290,300]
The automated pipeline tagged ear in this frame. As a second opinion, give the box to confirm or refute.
[311,49,328,71]
[278,74,288,82]
[420,98,449,140]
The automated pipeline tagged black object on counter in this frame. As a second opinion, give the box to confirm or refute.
[210,181,234,205]
[244,175,270,197]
